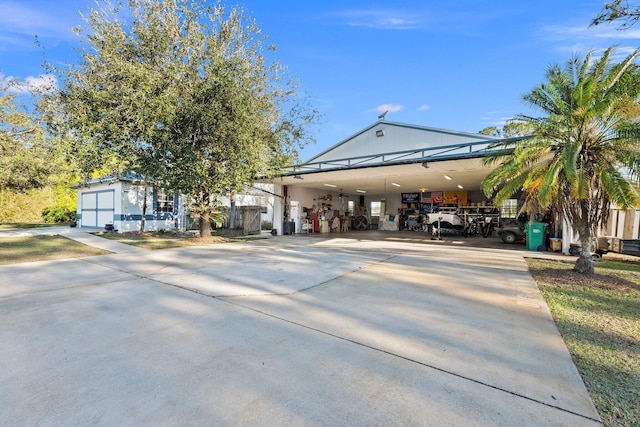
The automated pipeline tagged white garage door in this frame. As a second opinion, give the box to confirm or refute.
[81,190,115,227]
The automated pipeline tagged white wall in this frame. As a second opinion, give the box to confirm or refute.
[77,181,181,233]
[118,183,183,233]
[233,183,276,227]
[78,180,285,233]
[309,122,495,164]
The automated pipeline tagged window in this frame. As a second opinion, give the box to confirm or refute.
[370,201,381,216]
[348,200,354,214]
[501,199,518,218]
[156,190,174,213]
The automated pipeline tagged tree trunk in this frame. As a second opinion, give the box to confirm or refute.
[199,210,210,238]
[574,255,594,274]
[140,184,148,234]
[574,224,594,274]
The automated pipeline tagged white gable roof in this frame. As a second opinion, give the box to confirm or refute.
[306,120,497,164]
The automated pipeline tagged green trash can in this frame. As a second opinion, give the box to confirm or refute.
[526,222,548,251]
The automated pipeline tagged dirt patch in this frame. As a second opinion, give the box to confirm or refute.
[183,235,233,244]
[528,262,640,292]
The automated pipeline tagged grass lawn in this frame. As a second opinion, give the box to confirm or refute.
[95,231,252,250]
[0,223,61,230]
[527,256,640,427]
[0,235,110,265]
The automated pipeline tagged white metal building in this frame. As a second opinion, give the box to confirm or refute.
[268,120,508,235]
[268,119,640,256]
[75,119,640,253]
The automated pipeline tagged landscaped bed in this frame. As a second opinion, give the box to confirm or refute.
[527,255,640,427]
[95,230,253,250]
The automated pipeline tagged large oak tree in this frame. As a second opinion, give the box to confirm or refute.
[51,0,317,236]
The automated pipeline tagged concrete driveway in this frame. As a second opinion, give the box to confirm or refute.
[0,232,601,426]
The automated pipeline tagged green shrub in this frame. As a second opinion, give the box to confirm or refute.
[261,220,273,230]
[42,205,76,223]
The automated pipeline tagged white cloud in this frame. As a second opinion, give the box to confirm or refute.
[554,43,638,63]
[494,116,515,127]
[333,6,529,33]
[539,23,640,59]
[1,73,58,94]
[418,104,430,111]
[480,111,516,128]
[372,104,404,114]
[0,0,80,50]
[0,33,37,51]
[542,24,640,41]
[335,9,424,30]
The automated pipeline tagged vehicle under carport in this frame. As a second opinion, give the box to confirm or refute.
[264,120,522,241]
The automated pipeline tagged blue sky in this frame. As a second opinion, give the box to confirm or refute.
[1,0,639,160]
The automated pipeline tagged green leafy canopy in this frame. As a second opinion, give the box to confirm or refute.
[48,0,320,236]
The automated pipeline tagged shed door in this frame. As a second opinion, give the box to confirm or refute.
[81,190,115,227]
[243,206,261,235]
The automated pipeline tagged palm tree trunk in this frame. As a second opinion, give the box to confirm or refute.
[574,206,594,274]
[575,238,595,274]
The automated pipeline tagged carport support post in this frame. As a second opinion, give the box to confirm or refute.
[273,184,285,235]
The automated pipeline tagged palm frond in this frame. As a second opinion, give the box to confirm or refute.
[482,46,640,257]
[602,47,640,95]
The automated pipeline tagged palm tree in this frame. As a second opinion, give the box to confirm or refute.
[482,47,640,274]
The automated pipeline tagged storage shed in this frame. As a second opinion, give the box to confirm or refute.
[74,176,275,234]
[74,176,187,232]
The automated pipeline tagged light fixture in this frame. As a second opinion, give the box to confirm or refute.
[376,129,385,137]
[323,183,337,188]
[443,175,452,180]
[421,161,429,168]
[457,184,464,189]
[356,189,366,193]
[293,175,303,180]
[391,182,401,187]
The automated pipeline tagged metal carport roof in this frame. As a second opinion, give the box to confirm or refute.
[267,121,525,197]
[275,156,493,196]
